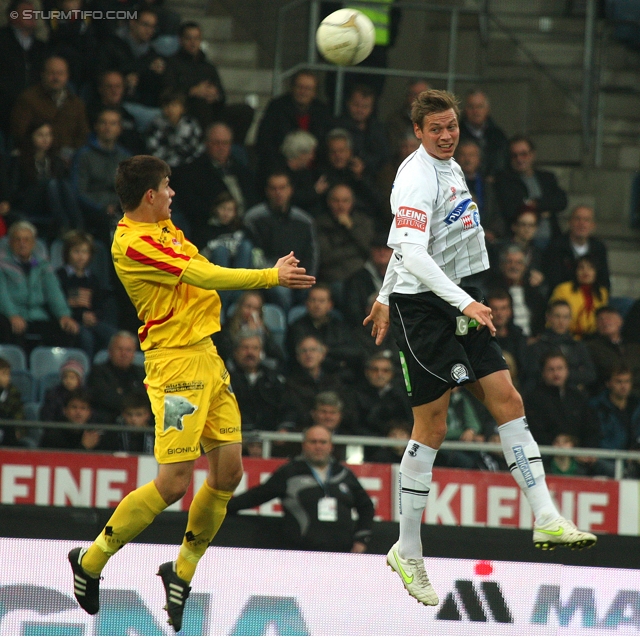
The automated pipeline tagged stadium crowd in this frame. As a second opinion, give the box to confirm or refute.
[1,0,640,480]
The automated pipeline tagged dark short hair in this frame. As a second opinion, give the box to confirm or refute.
[541,349,568,370]
[486,289,512,305]
[291,69,318,88]
[115,155,171,212]
[179,21,201,37]
[62,230,94,264]
[348,83,375,101]
[509,135,536,152]
[159,88,185,107]
[64,389,92,408]
[595,306,621,318]
[122,392,151,412]
[547,299,571,314]
[609,363,632,379]
[411,89,460,128]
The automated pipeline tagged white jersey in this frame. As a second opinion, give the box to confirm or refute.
[387,144,489,296]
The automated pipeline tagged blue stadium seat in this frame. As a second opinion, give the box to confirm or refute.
[29,347,91,381]
[609,296,635,320]
[287,305,307,326]
[22,402,44,448]
[0,344,27,371]
[38,372,63,402]
[11,370,35,403]
[262,304,287,351]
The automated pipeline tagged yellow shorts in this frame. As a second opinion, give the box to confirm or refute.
[144,338,241,464]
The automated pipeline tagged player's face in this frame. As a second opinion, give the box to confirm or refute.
[150,176,174,221]
[302,427,333,466]
[547,305,572,335]
[542,357,569,388]
[415,109,459,161]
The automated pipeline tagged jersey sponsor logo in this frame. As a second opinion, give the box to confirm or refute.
[451,363,470,383]
[167,445,200,455]
[396,206,428,232]
[163,381,205,393]
[444,198,479,227]
[163,395,198,432]
[220,426,240,434]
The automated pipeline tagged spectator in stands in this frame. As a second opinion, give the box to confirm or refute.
[0,221,79,352]
[385,78,429,157]
[145,89,203,168]
[458,89,509,180]
[226,330,296,433]
[55,230,117,357]
[280,130,320,213]
[506,208,545,287]
[544,204,611,293]
[550,254,609,339]
[586,306,640,395]
[368,421,412,464]
[11,55,90,159]
[73,108,131,246]
[0,154,19,238]
[523,299,597,393]
[87,330,145,423]
[485,244,546,338]
[546,434,588,477]
[495,135,568,249]
[309,390,355,460]
[96,8,166,107]
[256,70,333,182]
[0,356,26,447]
[590,365,640,477]
[172,122,254,236]
[40,358,85,423]
[316,183,374,299]
[241,431,263,459]
[244,171,318,312]
[287,284,364,375]
[487,289,528,385]
[474,427,509,473]
[11,121,83,241]
[524,351,600,449]
[0,0,47,139]
[336,84,389,177]
[87,70,144,155]
[343,233,393,326]
[455,139,502,241]
[113,391,154,454]
[228,424,374,553]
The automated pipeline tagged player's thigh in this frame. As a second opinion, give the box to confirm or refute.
[469,369,524,425]
[410,390,452,448]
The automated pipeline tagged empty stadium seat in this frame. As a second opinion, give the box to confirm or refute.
[37,372,63,402]
[0,344,27,372]
[29,347,91,381]
[262,304,287,350]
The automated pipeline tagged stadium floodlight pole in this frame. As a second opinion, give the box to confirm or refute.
[446,7,460,93]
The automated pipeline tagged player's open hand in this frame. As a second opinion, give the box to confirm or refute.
[363,300,390,345]
[276,252,316,289]
[462,301,496,336]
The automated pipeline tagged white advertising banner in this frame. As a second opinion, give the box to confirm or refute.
[0,538,639,636]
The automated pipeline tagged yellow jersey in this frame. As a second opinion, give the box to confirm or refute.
[112,216,279,350]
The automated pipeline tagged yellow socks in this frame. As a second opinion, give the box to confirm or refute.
[175,481,233,583]
[81,481,168,576]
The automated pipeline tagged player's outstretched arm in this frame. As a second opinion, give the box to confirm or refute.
[363,300,390,346]
[275,251,316,289]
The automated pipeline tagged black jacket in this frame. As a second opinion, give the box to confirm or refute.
[228,456,374,552]
[164,48,226,105]
[459,115,509,179]
[352,380,412,437]
[87,361,146,423]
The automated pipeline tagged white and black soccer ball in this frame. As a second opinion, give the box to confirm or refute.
[315,9,376,66]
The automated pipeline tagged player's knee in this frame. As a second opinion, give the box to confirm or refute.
[215,464,244,493]
[506,387,524,416]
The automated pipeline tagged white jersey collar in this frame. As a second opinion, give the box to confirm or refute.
[418,144,453,169]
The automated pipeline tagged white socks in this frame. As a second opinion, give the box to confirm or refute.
[398,440,437,559]
[498,417,560,526]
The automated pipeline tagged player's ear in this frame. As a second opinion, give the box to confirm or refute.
[413,122,422,139]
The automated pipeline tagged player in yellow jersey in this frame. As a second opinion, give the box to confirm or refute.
[68,156,315,632]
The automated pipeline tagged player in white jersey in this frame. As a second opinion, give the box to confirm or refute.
[364,90,596,607]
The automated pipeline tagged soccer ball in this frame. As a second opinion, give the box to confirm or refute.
[315,9,376,66]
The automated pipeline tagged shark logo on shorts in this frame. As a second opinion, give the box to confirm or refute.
[163,395,198,432]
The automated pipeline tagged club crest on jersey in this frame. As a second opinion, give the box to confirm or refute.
[396,206,427,231]
[451,363,469,384]
[444,198,479,228]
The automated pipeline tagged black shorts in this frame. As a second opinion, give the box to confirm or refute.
[389,287,509,407]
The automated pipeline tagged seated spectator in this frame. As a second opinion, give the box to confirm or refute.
[355,292,401,362]
[385,78,429,157]
[474,427,509,472]
[523,299,596,393]
[113,391,154,454]
[241,430,264,459]
[164,21,253,142]
[280,130,321,213]
[95,8,166,108]
[145,89,203,168]
[484,244,546,338]
[458,89,509,180]
[73,108,131,246]
[586,306,640,395]
[524,351,600,449]
[226,330,296,433]
[0,356,26,447]
[0,221,79,353]
[87,331,145,423]
[544,204,611,293]
[549,255,609,339]
[309,391,354,461]
[546,434,588,477]
[11,54,89,159]
[505,208,545,289]
[0,153,20,238]
[368,421,412,464]
[10,120,83,241]
[590,365,640,478]
[343,233,393,326]
[316,183,374,299]
[40,358,85,423]
[336,84,389,177]
[256,69,333,183]
[287,284,364,375]
[244,171,317,312]
[214,291,284,366]
[87,70,145,154]
[495,135,568,249]
[172,122,255,234]
[55,230,117,357]
[487,289,528,387]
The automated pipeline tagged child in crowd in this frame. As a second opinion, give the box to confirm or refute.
[145,90,204,168]
[547,434,588,476]
[40,358,86,423]
[0,357,26,447]
[56,230,117,357]
[114,392,154,454]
